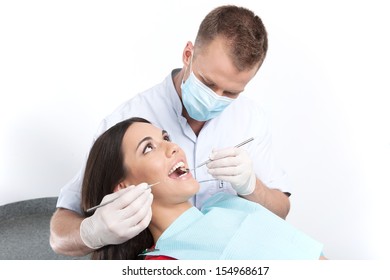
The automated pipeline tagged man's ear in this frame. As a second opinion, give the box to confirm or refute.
[182,41,194,66]
[113,182,127,193]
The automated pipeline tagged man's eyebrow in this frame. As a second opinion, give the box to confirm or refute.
[162,130,168,136]
[136,136,152,150]
[200,73,214,85]
[201,73,242,94]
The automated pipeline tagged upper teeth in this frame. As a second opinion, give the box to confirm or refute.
[168,161,185,175]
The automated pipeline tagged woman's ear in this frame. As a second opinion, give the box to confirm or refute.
[113,182,127,193]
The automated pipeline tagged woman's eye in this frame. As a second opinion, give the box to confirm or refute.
[143,144,154,154]
[163,135,171,142]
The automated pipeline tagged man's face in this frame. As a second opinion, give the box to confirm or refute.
[191,36,259,99]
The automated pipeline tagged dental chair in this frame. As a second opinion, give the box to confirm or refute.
[0,197,88,260]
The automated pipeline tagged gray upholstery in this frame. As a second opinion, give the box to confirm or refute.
[0,197,88,260]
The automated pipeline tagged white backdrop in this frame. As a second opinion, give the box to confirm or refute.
[1,0,389,260]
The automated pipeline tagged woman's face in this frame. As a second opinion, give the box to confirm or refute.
[121,122,199,205]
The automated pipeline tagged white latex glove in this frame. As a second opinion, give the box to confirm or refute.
[207,147,256,196]
[80,183,153,249]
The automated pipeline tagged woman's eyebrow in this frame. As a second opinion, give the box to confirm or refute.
[136,136,152,150]
[136,130,168,150]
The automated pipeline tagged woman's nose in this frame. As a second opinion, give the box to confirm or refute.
[165,142,179,157]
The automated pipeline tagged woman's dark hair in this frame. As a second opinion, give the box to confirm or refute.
[81,117,154,259]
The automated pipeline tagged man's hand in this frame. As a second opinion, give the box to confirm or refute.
[207,147,256,196]
[80,183,153,249]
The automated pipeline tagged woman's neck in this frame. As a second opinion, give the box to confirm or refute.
[148,201,193,242]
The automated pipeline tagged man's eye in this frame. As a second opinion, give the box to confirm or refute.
[205,83,216,89]
[163,135,171,142]
[223,92,239,98]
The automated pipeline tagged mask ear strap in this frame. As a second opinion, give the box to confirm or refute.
[189,50,194,70]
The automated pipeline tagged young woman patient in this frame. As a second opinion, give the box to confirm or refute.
[81,117,326,260]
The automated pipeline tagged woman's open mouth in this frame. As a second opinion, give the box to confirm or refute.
[168,161,189,179]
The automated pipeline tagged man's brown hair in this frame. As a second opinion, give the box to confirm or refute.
[195,5,268,71]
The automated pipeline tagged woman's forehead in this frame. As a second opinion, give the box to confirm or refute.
[125,122,162,142]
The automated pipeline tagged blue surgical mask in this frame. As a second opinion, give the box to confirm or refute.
[181,62,234,121]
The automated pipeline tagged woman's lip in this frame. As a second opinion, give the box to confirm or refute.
[170,171,193,180]
[167,160,192,180]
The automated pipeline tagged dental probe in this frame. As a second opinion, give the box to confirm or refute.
[189,137,254,172]
[86,182,160,213]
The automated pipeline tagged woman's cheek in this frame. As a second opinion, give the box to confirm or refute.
[138,162,163,184]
